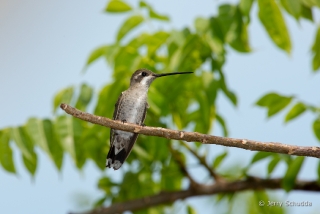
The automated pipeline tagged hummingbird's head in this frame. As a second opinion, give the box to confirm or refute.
[130,68,193,88]
[130,69,156,88]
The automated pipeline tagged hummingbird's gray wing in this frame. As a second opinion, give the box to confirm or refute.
[106,93,148,170]
[109,92,123,147]
[121,103,147,159]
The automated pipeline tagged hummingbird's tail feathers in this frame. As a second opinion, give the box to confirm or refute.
[106,145,127,170]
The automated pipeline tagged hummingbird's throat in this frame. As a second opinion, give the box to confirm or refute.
[139,76,154,87]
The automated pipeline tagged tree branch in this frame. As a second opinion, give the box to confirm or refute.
[60,103,320,158]
[71,177,320,214]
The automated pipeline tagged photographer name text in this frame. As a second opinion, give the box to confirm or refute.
[267,200,312,207]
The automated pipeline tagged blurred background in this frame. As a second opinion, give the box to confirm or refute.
[1,0,320,213]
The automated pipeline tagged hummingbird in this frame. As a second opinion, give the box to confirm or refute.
[106,68,193,170]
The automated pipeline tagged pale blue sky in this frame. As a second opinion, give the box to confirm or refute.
[1,0,320,213]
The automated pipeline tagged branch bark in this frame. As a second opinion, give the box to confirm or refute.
[71,177,320,214]
[60,103,320,158]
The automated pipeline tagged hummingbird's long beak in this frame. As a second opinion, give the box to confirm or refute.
[153,71,193,77]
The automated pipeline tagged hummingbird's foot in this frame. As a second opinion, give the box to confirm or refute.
[141,123,146,127]
[121,119,127,124]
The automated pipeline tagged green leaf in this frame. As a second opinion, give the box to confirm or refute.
[42,119,64,169]
[149,9,169,21]
[85,46,108,66]
[300,0,320,8]
[93,196,107,208]
[100,44,120,65]
[26,118,63,170]
[280,154,292,165]
[97,177,114,194]
[267,155,280,175]
[72,118,86,169]
[216,114,228,137]
[213,151,228,169]
[312,27,320,72]
[81,127,106,170]
[145,31,170,56]
[258,0,291,53]
[313,118,320,141]
[75,84,93,111]
[280,0,301,19]
[217,5,236,37]
[117,15,144,42]
[218,70,238,106]
[84,45,119,71]
[11,127,34,162]
[216,192,235,203]
[0,129,16,173]
[195,17,209,34]
[301,4,313,21]
[256,93,292,117]
[53,86,74,113]
[256,93,280,106]
[139,1,148,8]
[132,144,151,160]
[170,34,211,72]
[54,116,75,157]
[210,27,226,65]
[113,46,141,75]
[161,158,183,191]
[105,0,132,13]
[95,83,121,117]
[11,126,37,175]
[214,5,251,52]
[25,118,50,154]
[22,154,37,176]
[194,92,211,132]
[240,0,254,17]
[285,102,307,122]
[187,205,197,214]
[227,8,251,52]
[117,171,157,201]
[139,1,169,21]
[282,156,305,192]
[250,191,286,214]
[226,90,237,106]
[251,152,273,164]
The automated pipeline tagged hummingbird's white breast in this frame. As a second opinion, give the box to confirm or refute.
[120,88,148,123]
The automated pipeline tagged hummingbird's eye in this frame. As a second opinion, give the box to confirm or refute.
[141,72,147,77]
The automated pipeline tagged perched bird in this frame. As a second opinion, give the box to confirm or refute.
[106,68,193,170]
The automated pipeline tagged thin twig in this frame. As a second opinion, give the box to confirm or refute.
[180,141,224,182]
[60,103,320,158]
[169,145,198,188]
